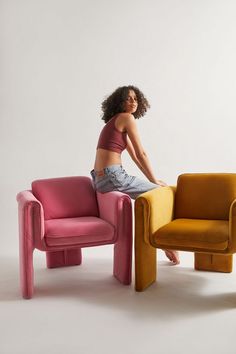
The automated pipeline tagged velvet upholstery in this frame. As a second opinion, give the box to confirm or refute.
[135,173,236,291]
[32,176,99,220]
[175,173,236,220]
[17,176,132,299]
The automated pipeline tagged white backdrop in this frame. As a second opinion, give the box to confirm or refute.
[1,0,236,253]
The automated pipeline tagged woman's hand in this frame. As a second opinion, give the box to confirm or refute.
[154,179,168,187]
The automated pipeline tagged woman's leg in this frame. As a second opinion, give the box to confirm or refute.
[90,166,179,264]
[97,164,159,199]
[164,250,180,265]
[108,166,180,265]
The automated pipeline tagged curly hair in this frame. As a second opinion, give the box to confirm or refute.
[101,85,151,123]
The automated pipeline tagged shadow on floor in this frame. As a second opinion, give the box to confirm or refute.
[0,254,235,320]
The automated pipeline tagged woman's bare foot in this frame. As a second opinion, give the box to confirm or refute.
[164,250,180,265]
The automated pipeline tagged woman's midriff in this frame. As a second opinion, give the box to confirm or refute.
[94,148,122,171]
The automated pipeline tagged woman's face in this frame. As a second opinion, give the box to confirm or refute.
[123,90,138,114]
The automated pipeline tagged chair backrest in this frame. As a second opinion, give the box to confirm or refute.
[32,176,98,220]
[174,173,236,220]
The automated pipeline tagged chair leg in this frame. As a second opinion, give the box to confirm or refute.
[113,242,132,285]
[194,253,233,273]
[113,199,133,285]
[19,232,34,299]
[135,199,157,291]
[135,237,157,291]
[134,199,156,291]
[46,248,82,268]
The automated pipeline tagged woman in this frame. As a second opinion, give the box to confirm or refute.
[90,85,179,265]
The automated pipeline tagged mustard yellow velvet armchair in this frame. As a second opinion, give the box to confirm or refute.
[135,173,236,291]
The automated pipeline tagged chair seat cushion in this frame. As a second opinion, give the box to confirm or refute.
[45,216,115,247]
[151,218,229,251]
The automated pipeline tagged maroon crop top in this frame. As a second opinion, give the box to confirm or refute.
[96,115,127,153]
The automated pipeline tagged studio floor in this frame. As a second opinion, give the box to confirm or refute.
[1,247,235,354]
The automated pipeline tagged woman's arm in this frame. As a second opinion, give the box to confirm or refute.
[126,136,150,176]
[124,114,167,186]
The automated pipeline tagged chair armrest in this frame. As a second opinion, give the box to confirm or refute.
[229,198,236,253]
[135,186,176,244]
[16,190,45,248]
[96,191,132,240]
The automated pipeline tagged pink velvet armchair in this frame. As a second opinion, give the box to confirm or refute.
[16,176,132,299]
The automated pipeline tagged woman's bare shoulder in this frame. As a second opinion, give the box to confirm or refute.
[116,112,135,122]
[116,112,134,118]
[115,113,136,132]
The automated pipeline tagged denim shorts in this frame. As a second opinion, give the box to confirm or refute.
[90,164,160,200]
